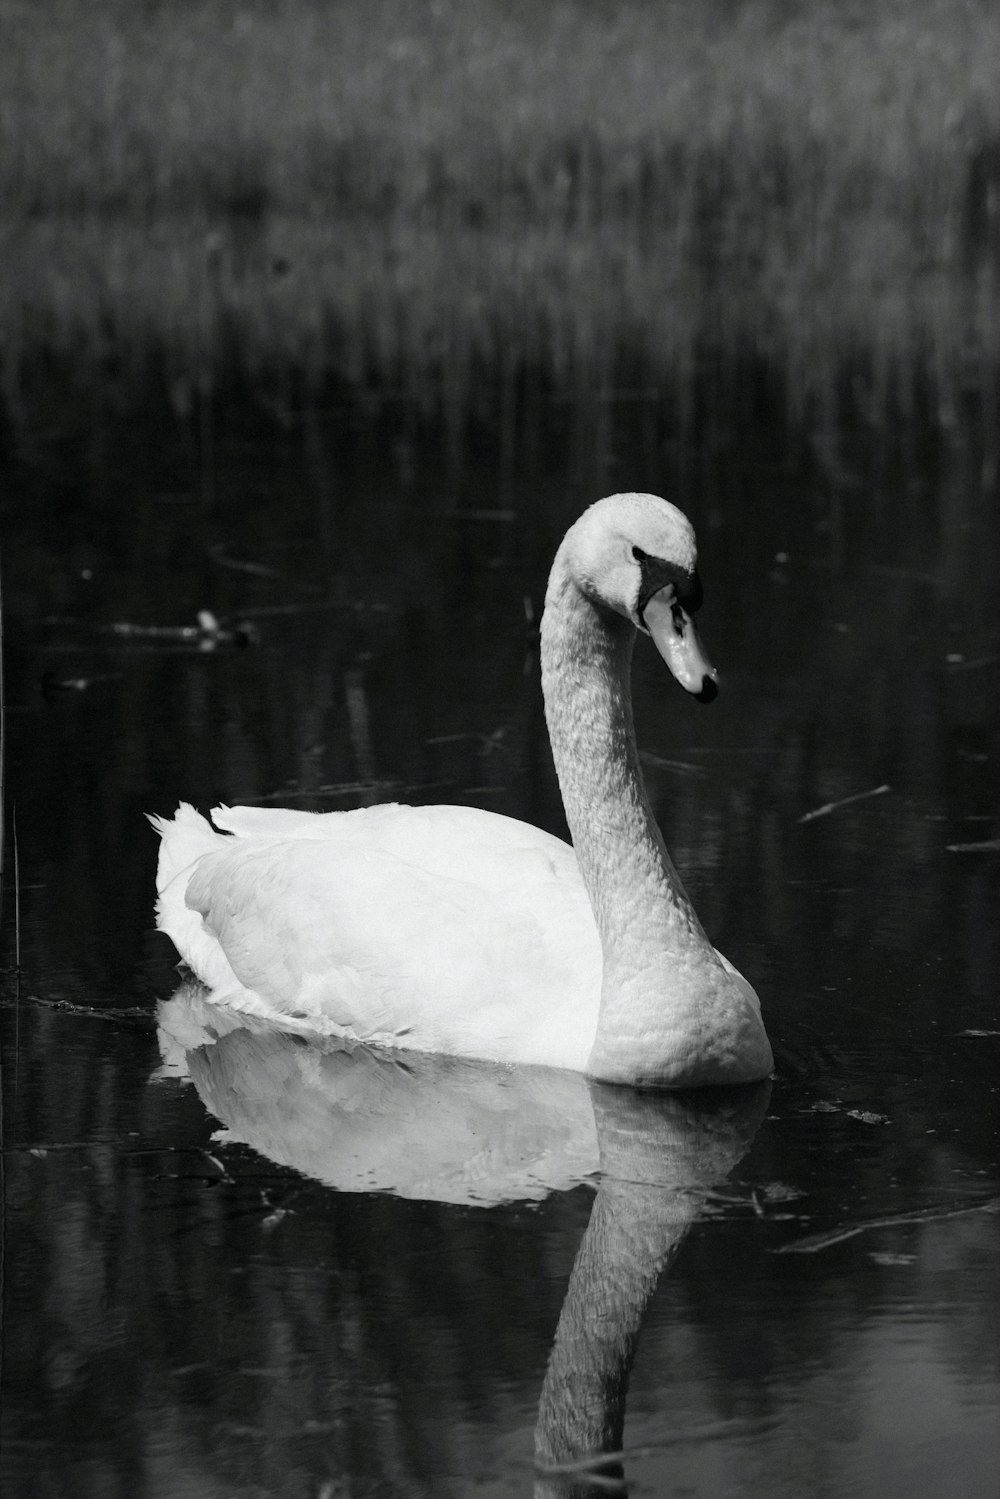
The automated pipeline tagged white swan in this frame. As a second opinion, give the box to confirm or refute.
[150,492,773,1087]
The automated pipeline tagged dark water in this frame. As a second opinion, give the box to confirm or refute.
[2,402,999,1498]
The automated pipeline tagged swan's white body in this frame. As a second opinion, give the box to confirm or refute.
[152,493,773,1088]
[153,799,601,1069]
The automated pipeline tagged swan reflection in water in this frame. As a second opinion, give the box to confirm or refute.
[158,985,768,1495]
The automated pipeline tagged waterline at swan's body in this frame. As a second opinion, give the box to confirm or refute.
[151,492,773,1088]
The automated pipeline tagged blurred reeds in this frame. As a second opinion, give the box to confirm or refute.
[4,0,1000,467]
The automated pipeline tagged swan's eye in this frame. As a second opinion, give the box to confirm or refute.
[632,545,648,562]
[682,569,703,614]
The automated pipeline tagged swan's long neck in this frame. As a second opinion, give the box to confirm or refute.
[540,554,726,1084]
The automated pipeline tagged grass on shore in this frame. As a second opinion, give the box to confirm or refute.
[4,0,1000,463]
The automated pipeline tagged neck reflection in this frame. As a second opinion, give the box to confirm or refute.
[156,986,767,1493]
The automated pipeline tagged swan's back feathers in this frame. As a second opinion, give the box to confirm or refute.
[210,800,580,884]
[152,801,601,1070]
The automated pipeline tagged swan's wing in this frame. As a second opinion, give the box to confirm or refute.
[180,806,601,1071]
[210,801,580,883]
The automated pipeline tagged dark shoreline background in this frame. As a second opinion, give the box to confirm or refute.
[5,0,1000,519]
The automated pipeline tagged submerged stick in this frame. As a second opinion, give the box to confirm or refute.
[797,783,890,824]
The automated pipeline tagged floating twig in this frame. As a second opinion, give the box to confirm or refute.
[772,1194,1000,1254]
[426,727,508,753]
[41,670,123,695]
[798,783,890,823]
[945,652,1000,673]
[639,751,706,778]
[3,1142,224,1159]
[207,543,285,578]
[534,1451,627,1491]
[105,612,259,647]
[5,995,156,1025]
[536,1414,779,1478]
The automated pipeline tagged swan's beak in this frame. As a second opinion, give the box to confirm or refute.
[642,587,719,702]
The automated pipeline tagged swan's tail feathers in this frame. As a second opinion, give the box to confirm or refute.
[147,804,236,986]
[147,802,222,897]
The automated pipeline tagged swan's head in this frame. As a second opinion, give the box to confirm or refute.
[563,492,719,702]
